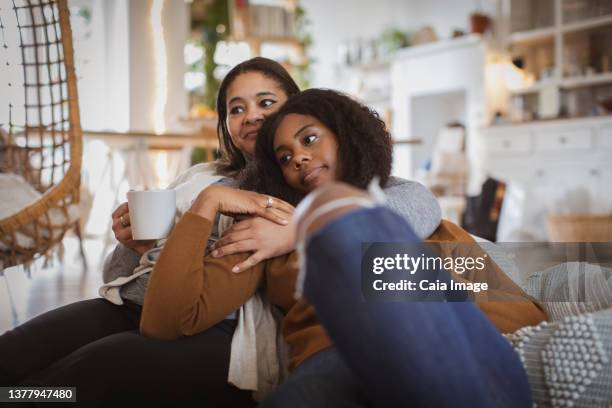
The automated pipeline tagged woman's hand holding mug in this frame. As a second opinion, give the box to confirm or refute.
[111,202,156,255]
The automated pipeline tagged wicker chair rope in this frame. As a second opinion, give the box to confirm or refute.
[0,0,82,269]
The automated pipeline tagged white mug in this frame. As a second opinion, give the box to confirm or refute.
[127,189,176,240]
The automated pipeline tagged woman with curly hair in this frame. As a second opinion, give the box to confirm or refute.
[240,88,394,206]
[140,89,546,406]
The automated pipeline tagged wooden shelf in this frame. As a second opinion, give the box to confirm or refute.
[509,11,612,42]
[507,13,612,45]
[509,80,559,95]
[250,35,302,45]
[83,129,218,149]
[226,35,302,48]
[504,1,612,123]
[562,14,612,34]
[509,27,555,44]
[226,35,303,57]
[393,139,422,145]
[561,72,612,89]
[226,34,302,45]
[342,59,390,72]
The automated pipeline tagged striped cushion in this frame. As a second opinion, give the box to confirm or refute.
[523,262,612,321]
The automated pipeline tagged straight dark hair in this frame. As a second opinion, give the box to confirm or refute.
[214,57,300,178]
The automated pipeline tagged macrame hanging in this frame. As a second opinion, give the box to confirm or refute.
[0,0,82,271]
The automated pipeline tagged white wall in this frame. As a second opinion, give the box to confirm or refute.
[390,37,487,190]
[301,0,498,89]
[411,90,467,171]
[128,0,189,133]
[70,0,131,131]
[70,0,189,133]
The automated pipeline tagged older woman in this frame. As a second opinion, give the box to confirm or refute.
[0,61,442,406]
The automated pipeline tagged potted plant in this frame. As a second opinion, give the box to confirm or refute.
[380,27,411,55]
[470,0,490,34]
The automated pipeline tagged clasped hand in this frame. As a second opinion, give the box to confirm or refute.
[190,185,296,272]
[189,185,293,223]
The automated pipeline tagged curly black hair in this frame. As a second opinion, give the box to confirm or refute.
[215,57,300,178]
[240,88,393,205]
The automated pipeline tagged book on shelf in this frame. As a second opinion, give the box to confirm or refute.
[248,4,295,39]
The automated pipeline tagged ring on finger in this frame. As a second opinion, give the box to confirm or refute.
[119,215,128,227]
[265,196,274,209]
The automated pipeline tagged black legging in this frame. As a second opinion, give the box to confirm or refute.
[0,298,254,407]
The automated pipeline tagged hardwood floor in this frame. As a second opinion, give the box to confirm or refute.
[0,236,105,334]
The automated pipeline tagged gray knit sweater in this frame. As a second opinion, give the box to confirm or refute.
[102,176,442,305]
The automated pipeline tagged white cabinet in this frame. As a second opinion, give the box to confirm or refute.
[599,125,612,149]
[486,133,532,154]
[481,116,612,241]
[598,166,612,208]
[533,129,592,152]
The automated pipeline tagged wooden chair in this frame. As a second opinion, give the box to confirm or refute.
[0,0,82,271]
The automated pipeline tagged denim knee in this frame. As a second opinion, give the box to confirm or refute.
[261,348,371,408]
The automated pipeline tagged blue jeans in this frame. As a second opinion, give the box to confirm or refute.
[262,347,371,408]
[264,207,531,408]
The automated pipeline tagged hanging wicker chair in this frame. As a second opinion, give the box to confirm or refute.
[0,0,82,271]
